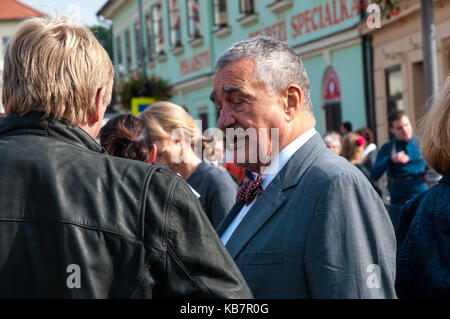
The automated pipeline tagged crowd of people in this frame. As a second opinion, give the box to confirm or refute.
[322,98,449,298]
[0,15,448,299]
[323,111,433,233]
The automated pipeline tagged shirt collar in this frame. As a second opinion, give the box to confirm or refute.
[260,127,316,190]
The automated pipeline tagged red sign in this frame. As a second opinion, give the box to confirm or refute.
[323,68,341,102]
[249,20,287,41]
[291,0,360,39]
[180,50,211,75]
[249,0,361,41]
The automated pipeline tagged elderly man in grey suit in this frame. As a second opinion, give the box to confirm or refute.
[210,36,397,299]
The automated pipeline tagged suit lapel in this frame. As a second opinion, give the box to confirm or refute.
[216,201,245,236]
[223,133,327,259]
[225,175,286,259]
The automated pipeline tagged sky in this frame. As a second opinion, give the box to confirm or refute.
[19,0,110,27]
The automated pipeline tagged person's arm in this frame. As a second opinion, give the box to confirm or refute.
[152,176,252,298]
[370,143,391,180]
[304,171,397,298]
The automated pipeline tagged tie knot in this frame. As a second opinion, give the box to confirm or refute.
[236,175,263,206]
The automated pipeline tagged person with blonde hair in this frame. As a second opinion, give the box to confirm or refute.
[395,76,450,298]
[140,101,237,228]
[0,15,251,298]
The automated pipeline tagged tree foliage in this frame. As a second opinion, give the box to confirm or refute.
[116,71,173,110]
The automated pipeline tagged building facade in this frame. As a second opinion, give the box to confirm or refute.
[99,0,370,135]
[361,0,450,145]
[0,0,44,113]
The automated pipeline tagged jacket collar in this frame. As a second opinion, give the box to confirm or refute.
[0,111,106,154]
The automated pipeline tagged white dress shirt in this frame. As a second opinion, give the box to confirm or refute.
[221,127,317,245]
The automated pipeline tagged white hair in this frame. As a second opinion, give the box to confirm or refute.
[214,36,312,112]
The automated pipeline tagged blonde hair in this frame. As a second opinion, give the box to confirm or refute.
[417,76,450,175]
[341,132,365,164]
[2,15,114,124]
[139,101,203,149]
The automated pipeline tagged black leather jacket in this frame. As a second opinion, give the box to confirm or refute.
[0,112,252,299]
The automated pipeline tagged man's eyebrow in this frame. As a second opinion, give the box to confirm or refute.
[222,85,241,94]
[210,85,249,103]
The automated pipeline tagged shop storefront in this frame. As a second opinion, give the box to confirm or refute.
[99,0,370,134]
[361,0,450,144]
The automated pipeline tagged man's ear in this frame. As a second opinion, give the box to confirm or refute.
[284,84,302,122]
[92,86,108,124]
[148,144,157,163]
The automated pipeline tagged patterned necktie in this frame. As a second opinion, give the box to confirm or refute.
[236,175,263,206]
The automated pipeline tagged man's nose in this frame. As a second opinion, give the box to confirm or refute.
[217,107,235,130]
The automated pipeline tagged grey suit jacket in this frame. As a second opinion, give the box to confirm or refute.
[216,133,397,298]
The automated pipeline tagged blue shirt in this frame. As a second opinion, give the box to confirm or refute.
[370,135,428,203]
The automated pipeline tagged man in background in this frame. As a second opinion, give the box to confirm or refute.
[371,110,428,232]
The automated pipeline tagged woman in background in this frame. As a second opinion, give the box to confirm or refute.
[356,127,377,171]
[395,77,450,298]
[139,101,237,229]
[341,132,382,197]
[99,114,156,163]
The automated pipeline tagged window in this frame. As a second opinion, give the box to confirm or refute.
[267,0,293,14]
[152,4,165,55]
[124,29,132,72]
[412,61,425,121]
[240,0,255,14]
[447,50,450,77]
[322,67,342,132]
[134,21,142,68]
[187,0,201,38]
[145,13,153,62]
[115,35,123,74]
[168,0,182,47]
[213,0,228,27]
[385,65,404,115]
[324,103,342,132]
[2,37,9,56]
[198,112,208,134]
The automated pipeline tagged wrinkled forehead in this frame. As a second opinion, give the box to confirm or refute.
[211,59,260,99]
[213,59,255,84]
